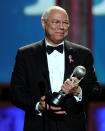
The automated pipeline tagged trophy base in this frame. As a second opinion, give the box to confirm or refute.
[45,92,65,107]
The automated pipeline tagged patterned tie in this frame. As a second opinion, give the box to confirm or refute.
[46,45,63,54]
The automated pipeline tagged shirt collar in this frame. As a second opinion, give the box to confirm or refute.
[45,39,64,47]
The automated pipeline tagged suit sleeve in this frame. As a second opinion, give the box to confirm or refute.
[10,49,39,113]
[80,50,101,102]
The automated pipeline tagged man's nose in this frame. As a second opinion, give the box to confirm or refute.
[59,22,64,28]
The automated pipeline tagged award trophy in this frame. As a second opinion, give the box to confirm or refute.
[45,65,86,106]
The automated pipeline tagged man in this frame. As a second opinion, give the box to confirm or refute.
[10,6,100,131]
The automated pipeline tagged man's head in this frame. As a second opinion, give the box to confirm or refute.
[41,6,69,46]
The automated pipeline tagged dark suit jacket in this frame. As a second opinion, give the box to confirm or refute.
[10,40,100,131]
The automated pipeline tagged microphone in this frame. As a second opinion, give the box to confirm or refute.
[45,65,86,106]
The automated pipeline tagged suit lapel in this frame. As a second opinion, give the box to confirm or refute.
[32,40,51,94]
[40,40,51,93]
[64,41,78,81]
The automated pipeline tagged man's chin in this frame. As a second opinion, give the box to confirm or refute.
[54,39,65,44]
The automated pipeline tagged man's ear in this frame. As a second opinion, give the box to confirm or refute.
[41,18,46,30]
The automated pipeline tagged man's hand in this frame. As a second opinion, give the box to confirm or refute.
[38,96,67,115]
[61,77,81,96]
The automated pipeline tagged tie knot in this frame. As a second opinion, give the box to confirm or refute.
[46,45,63,54]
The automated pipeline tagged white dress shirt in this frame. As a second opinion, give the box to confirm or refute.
[46,41,65,93]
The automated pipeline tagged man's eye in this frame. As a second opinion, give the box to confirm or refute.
[52,20,60,24]
[63,22,69,25]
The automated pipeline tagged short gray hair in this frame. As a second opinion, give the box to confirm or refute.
[41,6,67,22]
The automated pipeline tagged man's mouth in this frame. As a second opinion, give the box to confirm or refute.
[56,31,64,35]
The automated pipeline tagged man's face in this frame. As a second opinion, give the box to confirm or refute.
[42,10,69,46]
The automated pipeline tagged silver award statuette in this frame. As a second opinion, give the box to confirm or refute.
[45,65,86,106]
[70,65,86,84]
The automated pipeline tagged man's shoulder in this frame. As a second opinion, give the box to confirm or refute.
[65,40,91,52]
[19,40,44,52]
[15,40,44,58]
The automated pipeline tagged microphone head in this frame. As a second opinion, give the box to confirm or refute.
[72,65,86,80]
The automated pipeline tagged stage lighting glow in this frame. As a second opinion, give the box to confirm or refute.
[93,107,105,131]
[0,107,25,131]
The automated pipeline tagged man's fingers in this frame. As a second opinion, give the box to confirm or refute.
[40,96,63,112]
[54,111,67,115]
[50,106,61,111]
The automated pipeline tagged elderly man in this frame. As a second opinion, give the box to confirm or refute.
[10,6,100,131]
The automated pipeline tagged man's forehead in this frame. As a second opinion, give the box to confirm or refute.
[48,10,68,18]
[50,9,66,15]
